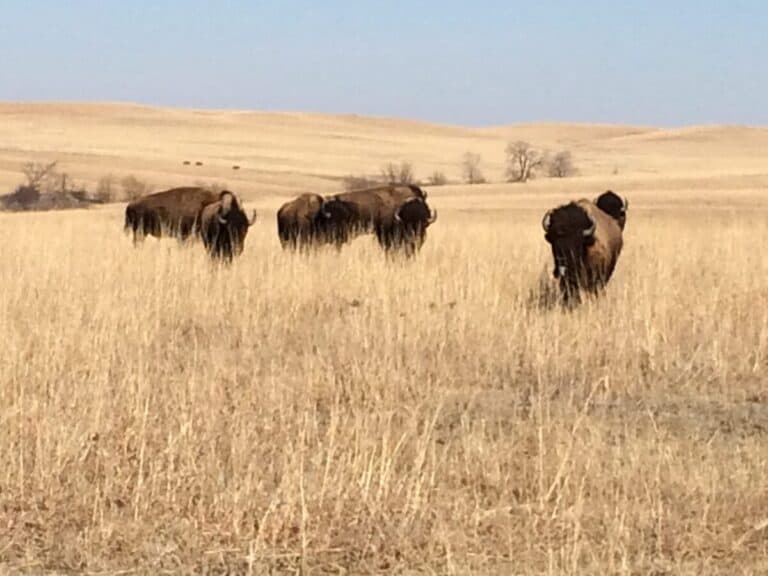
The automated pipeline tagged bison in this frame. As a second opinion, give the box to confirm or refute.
[276,193,337,250]
[542,197,626,303]
[595,190,628,230]
[326,184,435,254]
[198,190,257,261]
[124,186,219,244]
[377,196,438,256]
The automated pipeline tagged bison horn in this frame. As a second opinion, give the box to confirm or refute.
[248,210,257,226]
[394,210,403,223]
[427,208,437,225]
[583,215,596,238]
[621,196,629,213]
[542,210,552,232]
[217,214,227,225]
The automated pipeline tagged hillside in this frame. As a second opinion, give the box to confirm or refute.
[1,102,767,200]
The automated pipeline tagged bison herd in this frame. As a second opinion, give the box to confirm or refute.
[124,184,628,305]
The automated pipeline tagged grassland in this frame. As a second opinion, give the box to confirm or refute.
[0,103,767,574]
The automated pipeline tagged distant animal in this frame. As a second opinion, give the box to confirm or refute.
[542,197,626,303]
[595,190,628,230]
[232,165,240,170]
[195,161,203,166]
[276,193,338,250]
[198,190,257,261]
[183,160,191,165]
[124,186,219,243]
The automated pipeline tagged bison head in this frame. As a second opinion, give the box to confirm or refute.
[395,197,437,228]
[387,197,437,255]
[205,191,256,260]
[542,202,596,295]
[595,190,628,230]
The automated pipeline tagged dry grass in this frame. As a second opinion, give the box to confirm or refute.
[1,185,767,574]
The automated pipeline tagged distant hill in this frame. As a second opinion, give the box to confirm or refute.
[1,102,766,199]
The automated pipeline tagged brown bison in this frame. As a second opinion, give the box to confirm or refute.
[542,196,626,303]
[326,184,435,254]
[332,184,426,230]
[124,186,219,243]
[276,193,339,250]
[198,190,257,261]
[595,190,628,230]
[378,196,437,256]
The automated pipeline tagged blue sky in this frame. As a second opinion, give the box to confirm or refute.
[1,1,766,126]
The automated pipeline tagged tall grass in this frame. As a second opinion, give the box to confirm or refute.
[0,203,766,574]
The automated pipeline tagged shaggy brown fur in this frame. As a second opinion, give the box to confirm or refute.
[276,193,332,250]
[543,198,624,302]
[198,191,256,261]
[124,187,219,243]
[328,184,433,253]
[377,197,438,257]
[333,184,427,233]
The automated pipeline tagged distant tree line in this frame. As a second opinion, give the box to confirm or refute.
[342,142,578,192]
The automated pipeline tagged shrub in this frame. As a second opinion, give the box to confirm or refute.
[547,151,577,178]
[462,152,485,184]
[381,161,415,185]
[427,171,448,186]
[121,175,150,201]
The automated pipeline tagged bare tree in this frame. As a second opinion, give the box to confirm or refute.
[95,175,117,202]
[21,160,58,190]
[462,152,485,184]
[505,141,546,183]
[381,161,415,185]
[547,150,577,178]
[427,171,448,186]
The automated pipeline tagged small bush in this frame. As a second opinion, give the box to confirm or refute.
[427,171,448,186]
[547,151,578,178]
[381,161,415,185]
[95,175,118,203]
[342,175,381,192]
[121,175,150,201]
[462,152,485,184]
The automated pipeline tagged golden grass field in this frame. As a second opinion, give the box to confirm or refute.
[1,103,768,574]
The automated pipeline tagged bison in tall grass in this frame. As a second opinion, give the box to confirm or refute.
[199,191,257,261]
[542,193,627,303]
[276,193,338,250]
[125,186,256,261]
[124,186,219,244]
[326,184,437,256]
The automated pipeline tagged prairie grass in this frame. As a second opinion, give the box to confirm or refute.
[0,194,767,575]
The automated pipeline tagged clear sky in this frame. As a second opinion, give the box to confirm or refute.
[1,1,766,126]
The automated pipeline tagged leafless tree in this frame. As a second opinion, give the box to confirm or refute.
[21,160,58,189]
[505,141,546,183]
[427,171,448,186]
[381,161,415,185]
[95,175,117,202]
[462,152,485,184]
[547,150,577,178]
